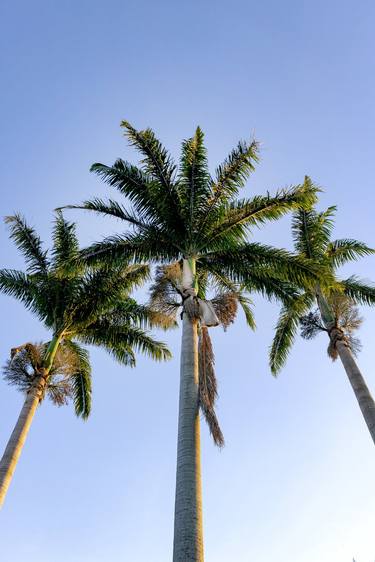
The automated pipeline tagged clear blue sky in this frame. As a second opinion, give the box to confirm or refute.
[1,1,374,560]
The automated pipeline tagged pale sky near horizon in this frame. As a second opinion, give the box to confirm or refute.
[0,1,375,561]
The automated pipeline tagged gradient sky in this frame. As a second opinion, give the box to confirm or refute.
[1,1,375,561]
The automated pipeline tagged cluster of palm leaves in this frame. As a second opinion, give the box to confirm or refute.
[0,121,374,562]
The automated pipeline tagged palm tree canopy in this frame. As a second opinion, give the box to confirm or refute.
[63,121,326,308]
[0,213,172,417]
[270,204,375,374]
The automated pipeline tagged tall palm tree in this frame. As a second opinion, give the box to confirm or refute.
[270,204,375,444]
[65,121,324,561]
[0,212,170,507]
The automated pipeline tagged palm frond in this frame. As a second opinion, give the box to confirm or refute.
[326,239,374,267]
[62,198,149,230]
[202,243,325,289]
[51,211,80,271]
[121,120,177,187]
[5,214,49,273]
[198,326,224,447]
[205,183,318,248]
[178,127,211,226]
[341,276,375,306]
[270,293,314,374]
[292,204,336,259]
[0,269,37,309]
[61,341,92,419]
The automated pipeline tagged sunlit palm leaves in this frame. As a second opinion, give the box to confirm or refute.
[270,204,375,374]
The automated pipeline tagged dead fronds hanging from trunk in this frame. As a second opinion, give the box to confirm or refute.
[300,293,363,361]
[211,292,238,330]
[149,262,182,321]
[198,326,224,447]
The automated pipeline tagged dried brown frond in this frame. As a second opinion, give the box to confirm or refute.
[3,343,45,392]
[211,292,238,330]
[3,340,85,405]
[327,293,363,360]
[149,262,182,321]
[329,293,363,333]
[198,326,224,447]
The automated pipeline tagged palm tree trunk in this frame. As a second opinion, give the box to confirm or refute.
[316,288,375,445]
[0,378,45,507]
[335,341,375,444]
[0,335,61,507]
[173,258,204,562]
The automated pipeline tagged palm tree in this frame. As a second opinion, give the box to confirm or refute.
[65,121,323,561]
[0,212,170,507]
[270,203,375,444]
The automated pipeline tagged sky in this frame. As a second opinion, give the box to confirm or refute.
[0,0,375,560]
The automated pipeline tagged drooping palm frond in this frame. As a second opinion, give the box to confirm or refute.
[341,276,375,306]
[148,263,183,320]
[202,243,323,291]
[62,198,149,230]
[4,215,49,274]
[326,239,374,268]
[77,322,171,364]
[198,326,224,447]
[61,340,92,419]
[210,293,238,330]
[0,269,39,312]
[270,292,314,374]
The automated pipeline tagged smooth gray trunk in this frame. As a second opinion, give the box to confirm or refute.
[0,380,44,507]
[335,341,375,445]
[316,289,375,445]
[173,259,204,562]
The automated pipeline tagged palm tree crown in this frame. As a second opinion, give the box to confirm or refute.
[67,122,325,306]
[0,212,171,416]
[270,204,375,374]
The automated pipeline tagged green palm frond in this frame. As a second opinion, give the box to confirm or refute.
[121,120,177,187]
[78,322,171,363]
[62,198,149,230]
[178,127,211,226]
[212,139,259,200]
[61,340,92,419]
[202,185,318,249]
[270,293,314,374]
[292,203,336,259]
[341,276,375,306]
[202,243,324,288]
[5,214,49,273]
[80,228,180,268]
[0,269,37,310]
[90,159,166,225]
[51,212,80,271]
[326,239,375,267]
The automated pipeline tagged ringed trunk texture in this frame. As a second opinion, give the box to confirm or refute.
[173,259,204,562]
[316,288,375,445]
[0,378,45,507]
